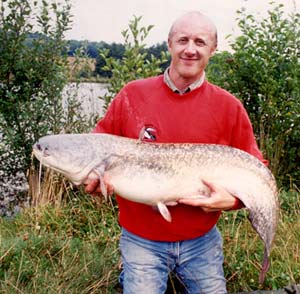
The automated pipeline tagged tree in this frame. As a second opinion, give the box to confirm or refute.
[98,15,169,109]
[94,42,125,78]
[207,3,300,186]
[0,0,72,176]
[145,41,170,72]
[94,41,169,79]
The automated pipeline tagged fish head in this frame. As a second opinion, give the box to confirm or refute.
[32,134,101,185]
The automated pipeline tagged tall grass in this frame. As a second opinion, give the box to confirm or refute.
[0,192,121,294]
[220,190,300,292]
[0,179,299,293]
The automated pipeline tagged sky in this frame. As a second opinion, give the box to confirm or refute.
[67,0,298,52]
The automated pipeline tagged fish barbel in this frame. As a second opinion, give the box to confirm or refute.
[32,133,279,283]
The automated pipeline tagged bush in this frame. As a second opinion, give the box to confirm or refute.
[207,3,300,187]
[98,15,169,110]
[0,0,72,177]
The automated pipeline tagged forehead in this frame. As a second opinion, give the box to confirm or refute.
[170,14,216,41]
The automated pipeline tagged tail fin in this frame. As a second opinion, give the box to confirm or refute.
[259,251,270,284]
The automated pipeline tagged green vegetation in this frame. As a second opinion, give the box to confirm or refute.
[98,15,169,110]
[0,190,299,293]
[0,0,99,216]
[0,193,121,294]
[207,4,300,187]
[67,38,169,79]
[222,190,300,291]
[0,0,72,177]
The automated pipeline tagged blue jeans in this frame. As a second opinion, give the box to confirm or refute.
[119,226,227,294]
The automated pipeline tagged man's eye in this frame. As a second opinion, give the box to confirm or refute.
[195,39,206,46]
[178,38,188,44]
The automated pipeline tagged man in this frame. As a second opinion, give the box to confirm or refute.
[85,11,266,293]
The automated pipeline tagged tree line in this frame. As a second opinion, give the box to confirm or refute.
[67,39,169,77]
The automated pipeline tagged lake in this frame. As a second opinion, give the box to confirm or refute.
[62,82,108,118]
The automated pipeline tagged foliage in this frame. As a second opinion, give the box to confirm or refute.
[145,41,169,72]
[67,42,96,80]
[0,189,299,293]
[0,193,121,293]
[67,39,104,58]
[0,0,72,177]
[94,42,126,78]
[67,39,169,79]
[95,41,170,80]
[207,3,300,187]
[98,15,169,110]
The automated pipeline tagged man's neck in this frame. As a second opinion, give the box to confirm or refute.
[164,68,205,94]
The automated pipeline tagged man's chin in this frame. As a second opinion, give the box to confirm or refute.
[179,69,202,80]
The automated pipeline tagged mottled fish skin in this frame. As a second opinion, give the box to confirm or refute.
[33,133,279,283]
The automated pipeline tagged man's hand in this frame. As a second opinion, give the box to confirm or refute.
[178,180,238,212]
[84,178,114,197]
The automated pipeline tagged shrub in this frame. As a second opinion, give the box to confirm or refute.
[98,15,169,110]
[0,0,72,176]
[207,3,300,187]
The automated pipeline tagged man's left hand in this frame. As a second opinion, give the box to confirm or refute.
[178,180,237,212]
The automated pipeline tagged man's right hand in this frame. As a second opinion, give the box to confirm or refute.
[84,179,102,196]
[83,178,114,197]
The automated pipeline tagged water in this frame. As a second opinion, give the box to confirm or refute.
[62,82,107,118]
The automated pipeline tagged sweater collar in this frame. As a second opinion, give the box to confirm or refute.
[163,67,205,95]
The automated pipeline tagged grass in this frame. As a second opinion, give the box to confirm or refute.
[0,192,121,294]
[0,187,299,293]
[221,190,300,292]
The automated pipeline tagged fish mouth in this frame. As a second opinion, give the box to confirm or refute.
[33,143,50,158]
[32,148,45,163]
[32,144,69,175]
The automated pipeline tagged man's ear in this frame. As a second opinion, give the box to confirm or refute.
[210,45,217,57]
[167,39,172,51]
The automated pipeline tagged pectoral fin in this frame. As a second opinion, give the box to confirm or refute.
[157,202,172,222]
[93,164,108,200]
[99,174,107,200]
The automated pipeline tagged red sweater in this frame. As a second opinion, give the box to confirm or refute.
[93,75,266,241]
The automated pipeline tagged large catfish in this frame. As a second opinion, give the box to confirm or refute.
[32,133,279,283]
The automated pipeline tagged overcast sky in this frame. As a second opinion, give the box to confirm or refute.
[66,0,298,51]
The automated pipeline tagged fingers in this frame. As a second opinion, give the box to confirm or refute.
[84,178,114,197]
[84,179,101,194]
[178,196,217,211]
[202,179,218,193]
[178,179,237,212]
[178,197,208,206]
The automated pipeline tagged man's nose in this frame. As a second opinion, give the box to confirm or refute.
[184,40,197,55]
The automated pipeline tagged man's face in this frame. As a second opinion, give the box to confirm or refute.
[168,16,217,83]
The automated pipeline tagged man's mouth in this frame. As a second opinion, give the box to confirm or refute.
[181,58,198,61]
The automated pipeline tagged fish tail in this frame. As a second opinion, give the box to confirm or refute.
[259,252,270,284]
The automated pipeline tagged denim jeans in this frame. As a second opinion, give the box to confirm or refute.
[119,226,227,294]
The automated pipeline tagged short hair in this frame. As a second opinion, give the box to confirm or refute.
[168,11,218,47]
